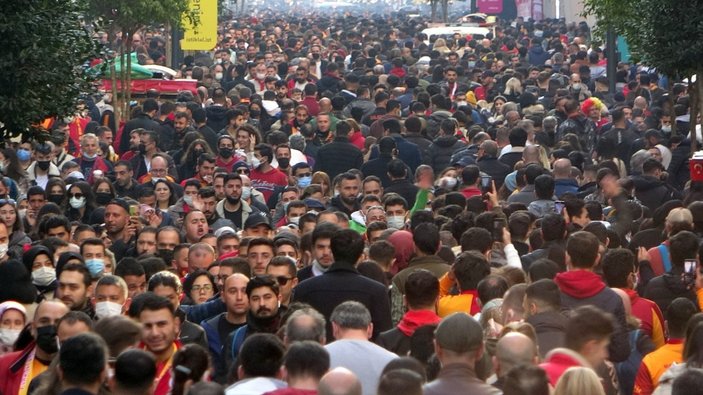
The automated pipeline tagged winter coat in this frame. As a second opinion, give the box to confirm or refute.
[428,135,465,174]
[314,136,364,180]
[555,270,631,362]
[525,310,567,358]
[643,272,698,314]
[632,175,681,214]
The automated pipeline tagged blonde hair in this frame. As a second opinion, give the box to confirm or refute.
[554,367,605,395]
[311,171,332,197]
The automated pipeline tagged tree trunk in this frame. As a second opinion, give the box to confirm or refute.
[431,0,437,22]
[125,31,133,122]
[442,0,448,23]
[668,81,677,136]
[690,77,699,155]
[695,72,703,154]
[119,36,128,123]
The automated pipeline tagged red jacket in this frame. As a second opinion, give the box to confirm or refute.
[0,344,44,395]
[539,347,589,385]
[623,288,666,348]
[349,131,365,150]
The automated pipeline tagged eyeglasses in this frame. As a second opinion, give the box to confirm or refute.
[69,193,83,199]
[192,284,214,293]
[0,199,16,207]
[276,276,294,286]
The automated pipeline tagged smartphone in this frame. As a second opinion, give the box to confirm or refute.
[684,259,697,289]
[129,204,138,216]
[555,200,565,214]
[481,176,492,192]
[492,218,506,242]
[685,259,697,274]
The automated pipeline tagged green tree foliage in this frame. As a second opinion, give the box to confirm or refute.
[0,0,99,140]
[584,0,703,149]
[88,0,195,122]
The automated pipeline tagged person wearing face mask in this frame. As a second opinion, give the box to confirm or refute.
[93,275,131,320]
[23,246,57,303]
[246,63,269,94]
[0,302,26,356]
[26,142,61,191]
[215,135,243,173]
[72,133,113,185]
[0,300,69,395]
[249,143,288,204]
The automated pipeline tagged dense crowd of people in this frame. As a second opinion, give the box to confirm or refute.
[0,10,702,395]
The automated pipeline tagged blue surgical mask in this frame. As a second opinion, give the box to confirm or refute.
[241,187,252,200]
[17,149,31,162]
[298,176,312,188]
[85,259,105,278]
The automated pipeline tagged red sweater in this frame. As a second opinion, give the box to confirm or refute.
[250,166,288,202]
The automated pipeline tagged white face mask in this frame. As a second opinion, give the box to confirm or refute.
[443,177,458,189]
[0,328,20,346]
[288,216,300,225]
[69,196,86,209]
[183,195,194,206]
[387,215,405,230]
[250,157,261,168]
[241,187,252,200]
[95,301,123,319]
[32,266,56,287]
[0,243,9,260]
[662,125,672,133]
[215,72,223,80]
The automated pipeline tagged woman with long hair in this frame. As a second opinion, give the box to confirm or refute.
[311,171,332,203]
[154,179,177,212]
[92,178,116,207]
[178,138,213,180]
[0,199,30,259]
[45,177,67,208]
[65,181,96,223]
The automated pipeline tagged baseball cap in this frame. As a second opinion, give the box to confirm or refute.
[244,213,272,230]
[434,313,483,353]
[304,198,326,211]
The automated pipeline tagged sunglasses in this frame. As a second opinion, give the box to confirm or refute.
[69,193,84,199]
[236,168,250,174]
[276,276,294,286]
[0,199,16,207]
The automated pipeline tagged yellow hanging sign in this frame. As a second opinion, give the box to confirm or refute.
[181,0,218,51]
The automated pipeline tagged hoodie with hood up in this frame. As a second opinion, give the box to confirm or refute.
[555,270,631,362]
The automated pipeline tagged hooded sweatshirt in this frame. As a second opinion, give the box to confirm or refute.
[555,270,631,363]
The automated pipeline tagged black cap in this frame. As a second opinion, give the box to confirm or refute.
[244,212,272,229]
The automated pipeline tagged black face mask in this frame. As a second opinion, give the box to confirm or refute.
[277,157,290,169]
[138,144,147,155]
[95,192,113,205]
[36,325,59,354]
[226,195,241,205]
[48,194,63,205]
[193,149,205,159]
[219,148,233,159]
[157,248,174,263]
[250,110,261,118]
[37,161,50,171]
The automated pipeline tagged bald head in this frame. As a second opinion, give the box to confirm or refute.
[318,367,362,395]
[522,145,540,163]
[634,96,648,110]
[494,332,537,377]
[553,158,572,178]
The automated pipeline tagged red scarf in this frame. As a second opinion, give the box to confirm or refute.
[397,310,442,336]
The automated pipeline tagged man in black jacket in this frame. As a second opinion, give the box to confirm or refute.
[633,158,682,213]
[292,229,392,342]
[120,98,161,154]
[314,121,363,180]
[477,140,510,189]
[384,159,419,208]
[524,279,568,358]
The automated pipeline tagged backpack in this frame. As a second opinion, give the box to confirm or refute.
[616,329,643,395]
